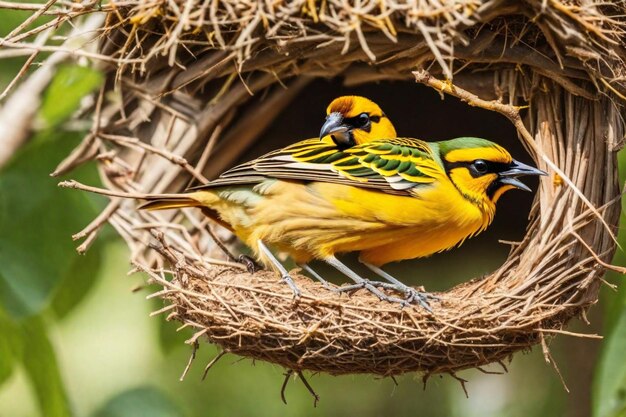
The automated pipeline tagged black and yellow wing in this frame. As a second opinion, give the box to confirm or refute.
[192,138,444,195]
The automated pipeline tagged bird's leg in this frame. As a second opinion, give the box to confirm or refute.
[297,263,334,290]
[324,256,409,306]
[361,261,436,312]
[257,240,300,299]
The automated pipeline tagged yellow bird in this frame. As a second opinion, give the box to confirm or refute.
[142,98,546,309]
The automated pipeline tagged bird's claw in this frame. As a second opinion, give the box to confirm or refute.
[402,288,435,312]
[335,280,397,293]
[238,254,262,273]
[281,273,301,300]
[336,280,434,311]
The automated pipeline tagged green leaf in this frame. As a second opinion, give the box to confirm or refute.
[0,311,71,415]
[20,317,72,417]
[603,246,626,334]
[92,387,186,417]
[51,240,103,319]
[593,152,626,417]
[0,309,20,386]
[0,130,104,318]
[594,233,626,417]
[594,306,626,417]
[38,65,102,128]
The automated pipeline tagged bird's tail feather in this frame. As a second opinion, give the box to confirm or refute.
[138,192,233,231]
[138,191,217,211]
[139,197,202,211]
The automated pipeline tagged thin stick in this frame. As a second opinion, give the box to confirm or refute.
[542,157,619,247]
[297,371,320,407]
[0,49,39,100]
[100,133,209,183]
[180,341,199,381]
[537,328,603,339]
[539,332,570,392]
[204,225,239,263]
[280,369,294,405]
[202,350,227,380]
[59,179,184,200]
[73,199,121,241]
[0,0,55,43]
[413,69,533,145]
[76,230,99,255]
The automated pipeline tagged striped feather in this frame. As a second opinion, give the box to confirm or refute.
[191,138,444,195]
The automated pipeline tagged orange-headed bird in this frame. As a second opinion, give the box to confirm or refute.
[320,96,396,148]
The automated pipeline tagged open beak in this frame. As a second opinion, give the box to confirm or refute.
[320,112,350,143]
[499,159,548,192]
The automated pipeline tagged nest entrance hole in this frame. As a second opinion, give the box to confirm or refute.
[204,77,537,291]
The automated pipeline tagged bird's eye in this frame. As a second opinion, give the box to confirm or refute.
[356,113,370,126]
[473,159,489,175]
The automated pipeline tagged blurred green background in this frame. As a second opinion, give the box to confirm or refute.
[1,7,625,417]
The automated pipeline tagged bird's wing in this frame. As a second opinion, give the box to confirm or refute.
[192,138,443,195]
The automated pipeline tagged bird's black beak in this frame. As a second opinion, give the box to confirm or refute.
[499,159,548,192]
[320,112,351,145]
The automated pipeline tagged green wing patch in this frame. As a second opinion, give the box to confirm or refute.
[192,138,442,194]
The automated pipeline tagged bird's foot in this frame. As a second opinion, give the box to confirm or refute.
[358,262,436,312]
[281,273,301,300]
[336,280,402,293]
[378,282,437,312]
[238,254,262,273]
[323,256,432,309]
[336,280,412,307]
[255,240,300,300]
[337,281,435,311]
[400,287,437,312]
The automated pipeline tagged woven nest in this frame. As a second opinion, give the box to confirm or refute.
[18,0,626,378]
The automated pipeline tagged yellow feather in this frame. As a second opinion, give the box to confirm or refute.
[445,146,512,164]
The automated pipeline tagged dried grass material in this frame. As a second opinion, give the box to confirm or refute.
[3,0,626,377]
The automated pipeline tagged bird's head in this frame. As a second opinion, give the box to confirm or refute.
[319,96,397,148]
[438,137,547,204]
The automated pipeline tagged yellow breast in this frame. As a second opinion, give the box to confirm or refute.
[216,177,495,266]
[312,181,494,265]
